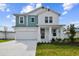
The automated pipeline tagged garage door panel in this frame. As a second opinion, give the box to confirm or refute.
[16,31,37,39]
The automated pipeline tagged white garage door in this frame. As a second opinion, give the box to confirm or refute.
[15,27,38,40]
[16,31,37,39]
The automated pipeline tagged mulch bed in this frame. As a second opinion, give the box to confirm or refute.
[61,42,79,46]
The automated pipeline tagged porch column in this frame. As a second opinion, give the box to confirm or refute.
[60,27,64,40]
[38,27,41,42]
[49,27,52,40]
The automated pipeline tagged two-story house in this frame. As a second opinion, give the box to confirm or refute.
[14,6,64,43]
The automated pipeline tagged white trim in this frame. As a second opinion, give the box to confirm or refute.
[38,27,41,42]
[49,27,52,40]
[26,16,28,26]
[19,16,24,24]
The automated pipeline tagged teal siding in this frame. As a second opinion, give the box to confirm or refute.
[28,15,38,27]
[16,16,27,27]
[15,15,38,27]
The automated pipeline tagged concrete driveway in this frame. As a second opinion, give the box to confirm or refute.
[0,40,37,56]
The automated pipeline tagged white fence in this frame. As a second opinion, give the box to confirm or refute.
[0,31,15,39]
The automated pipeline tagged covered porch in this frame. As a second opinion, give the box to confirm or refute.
[38,25,65,43]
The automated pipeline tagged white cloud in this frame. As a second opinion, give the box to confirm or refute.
[0,3,7,11]
[62,3,77,15]
[0,3,10,12]
[12,19,15,26]
[6,15,10,18]
[12,19,15,23]
[71,21,79,24]
[20,3,42,13]
[62,11,67,15]
[63,3,76,11]
[6,8,10,12]
[6,15,15,26]
[20,4,35,13]
[69,21,79,27]
[11,15,16,26]
[36,3,42,8]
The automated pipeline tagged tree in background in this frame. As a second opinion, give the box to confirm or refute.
[68,24,76,42]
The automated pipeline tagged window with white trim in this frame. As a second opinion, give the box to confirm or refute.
[45,17,48,23]
[31,17,35,22]
[49,17,53,23]
[45,16,53,23]
[19,16,24,24]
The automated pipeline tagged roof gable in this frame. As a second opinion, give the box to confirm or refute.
[13,6,60,16]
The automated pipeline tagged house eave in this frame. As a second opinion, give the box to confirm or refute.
[37,24,65,26]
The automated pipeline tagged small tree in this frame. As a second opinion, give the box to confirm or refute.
[68,24,76,42]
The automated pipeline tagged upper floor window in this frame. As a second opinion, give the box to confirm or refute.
[45,16,53,23]
[19,16,24,24]
[31,17,35,22]
[49,17,53,23]
[45,17,48,23]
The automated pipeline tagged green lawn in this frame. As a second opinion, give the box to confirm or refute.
[0,40,13,43]
[36,43,79,56]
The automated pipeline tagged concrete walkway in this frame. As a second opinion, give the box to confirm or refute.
[0,40,37,56]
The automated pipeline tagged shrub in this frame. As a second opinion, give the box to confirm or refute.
[51,38,55,43]
[63,38,70,42]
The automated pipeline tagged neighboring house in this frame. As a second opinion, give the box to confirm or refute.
[75,28,79,38]
[13,6,65,43]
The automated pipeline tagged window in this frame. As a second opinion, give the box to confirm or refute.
[40,28,45,39]
[49,17,53,23]
[52,29,56,36]
[53,33,56,36]
[45,16,53,23]
[19,16,24,24]
[45,17,48,23]
[31,18,35,22]
[45,19,48,23]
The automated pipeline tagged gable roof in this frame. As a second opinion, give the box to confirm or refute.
[13,6,60,16]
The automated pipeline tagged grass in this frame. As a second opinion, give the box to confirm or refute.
[36,43,79,56]
[0,40,14,43]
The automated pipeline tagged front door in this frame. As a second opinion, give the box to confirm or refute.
[40,28,45,39]
[52,29,56,36]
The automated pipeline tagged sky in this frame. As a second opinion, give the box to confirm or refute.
[0,3,79,30]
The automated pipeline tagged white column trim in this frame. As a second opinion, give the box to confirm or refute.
[38,27,41,42]
[26,16,28,26]
[49,27,52,40]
